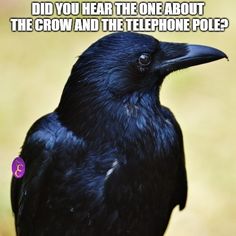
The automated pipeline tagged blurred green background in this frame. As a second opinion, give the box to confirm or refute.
[0,0,235,235]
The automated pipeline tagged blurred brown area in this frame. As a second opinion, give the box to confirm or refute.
[0,0,235,235]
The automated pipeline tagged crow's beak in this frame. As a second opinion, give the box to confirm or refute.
[157,43,228,76]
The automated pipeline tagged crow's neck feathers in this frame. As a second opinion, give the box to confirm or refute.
[57,77,163,140]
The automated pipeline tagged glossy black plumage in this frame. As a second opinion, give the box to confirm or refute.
[11,32,227,236]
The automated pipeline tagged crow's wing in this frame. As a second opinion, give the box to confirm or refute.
[161,106,188,210]
[174,119,188,210]
[11,112,87,235]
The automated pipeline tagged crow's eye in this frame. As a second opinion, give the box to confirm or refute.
[138,53,151,66]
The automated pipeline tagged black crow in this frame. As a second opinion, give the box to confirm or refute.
[11,32,227,236]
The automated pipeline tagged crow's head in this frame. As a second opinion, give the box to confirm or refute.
[58,32,227,114]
